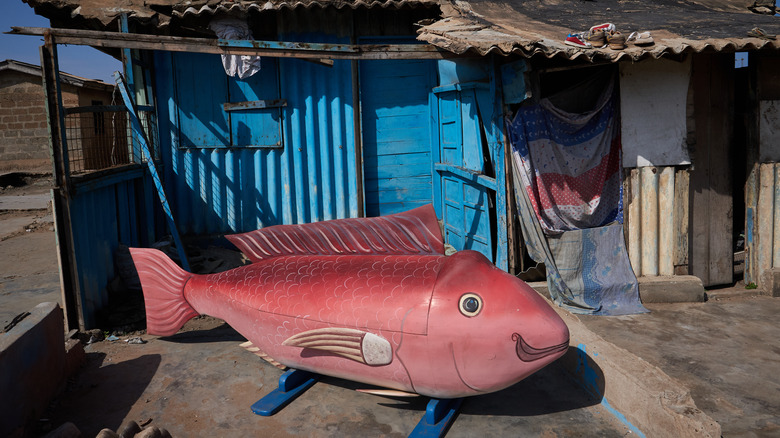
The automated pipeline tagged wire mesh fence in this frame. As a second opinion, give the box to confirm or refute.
[63,105,158,174]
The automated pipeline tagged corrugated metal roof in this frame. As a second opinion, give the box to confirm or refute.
[417,0,780,62]
[22,0,438,27]
[173,0,436,18]
[22,0,780,60]
[0,59,113,89]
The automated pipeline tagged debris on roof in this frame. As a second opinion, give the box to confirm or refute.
[21,0,438,28]
[18,0,780,61]
[417,0,780,61]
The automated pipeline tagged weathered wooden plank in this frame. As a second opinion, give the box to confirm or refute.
[659,166,675,275]
[640,166,659,276]
[773,164,780,267]
[434,163,497,191]
[705,56,734,286]
[674,168,690,274]
[690,54,734,287]
[745,164,759,283]
[222,99,287,112]
[9,27,456,60]
[628,168,642,275]
[41,33,84,331]
[758,162,775,280]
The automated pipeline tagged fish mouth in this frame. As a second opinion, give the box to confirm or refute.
[513,333,569,362]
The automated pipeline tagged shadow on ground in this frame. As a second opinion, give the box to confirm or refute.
[44,353,161,437]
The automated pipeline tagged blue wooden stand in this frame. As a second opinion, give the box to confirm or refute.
[251,369,319,416]
[252,368,463,437]
[408,397,463,438]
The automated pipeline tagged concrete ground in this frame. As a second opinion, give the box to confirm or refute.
[40,319,630,437]
[2,174,779,437]
[578,292,780,438]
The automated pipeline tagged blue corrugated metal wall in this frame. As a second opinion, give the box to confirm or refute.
[155,38,358,234]
[69,169,157,327]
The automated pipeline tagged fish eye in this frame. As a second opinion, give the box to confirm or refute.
[459,293,482,317]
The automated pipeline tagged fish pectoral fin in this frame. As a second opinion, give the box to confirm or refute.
[239,341,287,370]
[282,327,392,366]
[356,388,419,397]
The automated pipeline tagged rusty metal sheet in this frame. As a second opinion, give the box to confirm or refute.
[417,0,780,62]
[22,0,438,28]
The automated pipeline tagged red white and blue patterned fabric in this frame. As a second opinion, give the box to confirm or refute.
[507,80,622,234]
[508,78,647,315]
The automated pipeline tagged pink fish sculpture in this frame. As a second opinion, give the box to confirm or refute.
[131,206,569,399]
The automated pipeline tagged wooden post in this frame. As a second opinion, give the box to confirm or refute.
[40,32,85,331]
[628,168,642,275]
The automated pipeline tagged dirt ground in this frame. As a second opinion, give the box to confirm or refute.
[0,173,60,330]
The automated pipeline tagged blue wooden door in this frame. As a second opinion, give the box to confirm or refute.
[432,83,502,266]
[359,58,437,216]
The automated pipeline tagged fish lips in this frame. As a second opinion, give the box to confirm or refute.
[513,333,569,362]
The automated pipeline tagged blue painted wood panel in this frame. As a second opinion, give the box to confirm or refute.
[433,86,496,262]
[360,57,437,216]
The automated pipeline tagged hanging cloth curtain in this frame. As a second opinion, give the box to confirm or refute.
[508,76,622,234]
[508,74,647,315]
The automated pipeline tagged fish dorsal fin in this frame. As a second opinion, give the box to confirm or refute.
[282,328,392,366]
[356,389,419,397]
[240,341,286,370]
[225,204,444,262]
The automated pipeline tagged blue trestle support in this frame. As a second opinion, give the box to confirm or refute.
[251,369,319,416]
[408,397,464,438]
[252,368,462,437]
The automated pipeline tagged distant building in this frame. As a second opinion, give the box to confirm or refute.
[0,59,114,172]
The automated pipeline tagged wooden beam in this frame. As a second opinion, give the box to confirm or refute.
[223,99,287,112]
[9,26,458,60]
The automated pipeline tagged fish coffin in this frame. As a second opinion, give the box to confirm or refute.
[131,208,569,399]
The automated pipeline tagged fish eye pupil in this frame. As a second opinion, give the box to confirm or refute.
[463,297,479,313]
[458,293,482,316]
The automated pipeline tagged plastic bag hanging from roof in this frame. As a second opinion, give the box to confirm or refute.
[209,15,262,79]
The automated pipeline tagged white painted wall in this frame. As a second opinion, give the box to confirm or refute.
[620,58,691,168]
[759,100,780,162]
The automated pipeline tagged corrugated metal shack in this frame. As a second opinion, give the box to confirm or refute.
[15,0,780,329]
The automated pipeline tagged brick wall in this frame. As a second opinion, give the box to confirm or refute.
[0,70,98,172]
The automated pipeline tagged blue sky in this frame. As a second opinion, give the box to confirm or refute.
[1,1,121,83]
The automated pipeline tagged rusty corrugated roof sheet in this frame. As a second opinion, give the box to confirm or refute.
[21,0,780,60]
[173,0,436,18]
[21,0,438,27]
[418,0,780,61]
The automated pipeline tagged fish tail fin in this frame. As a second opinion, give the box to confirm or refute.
[130,248,198,336]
